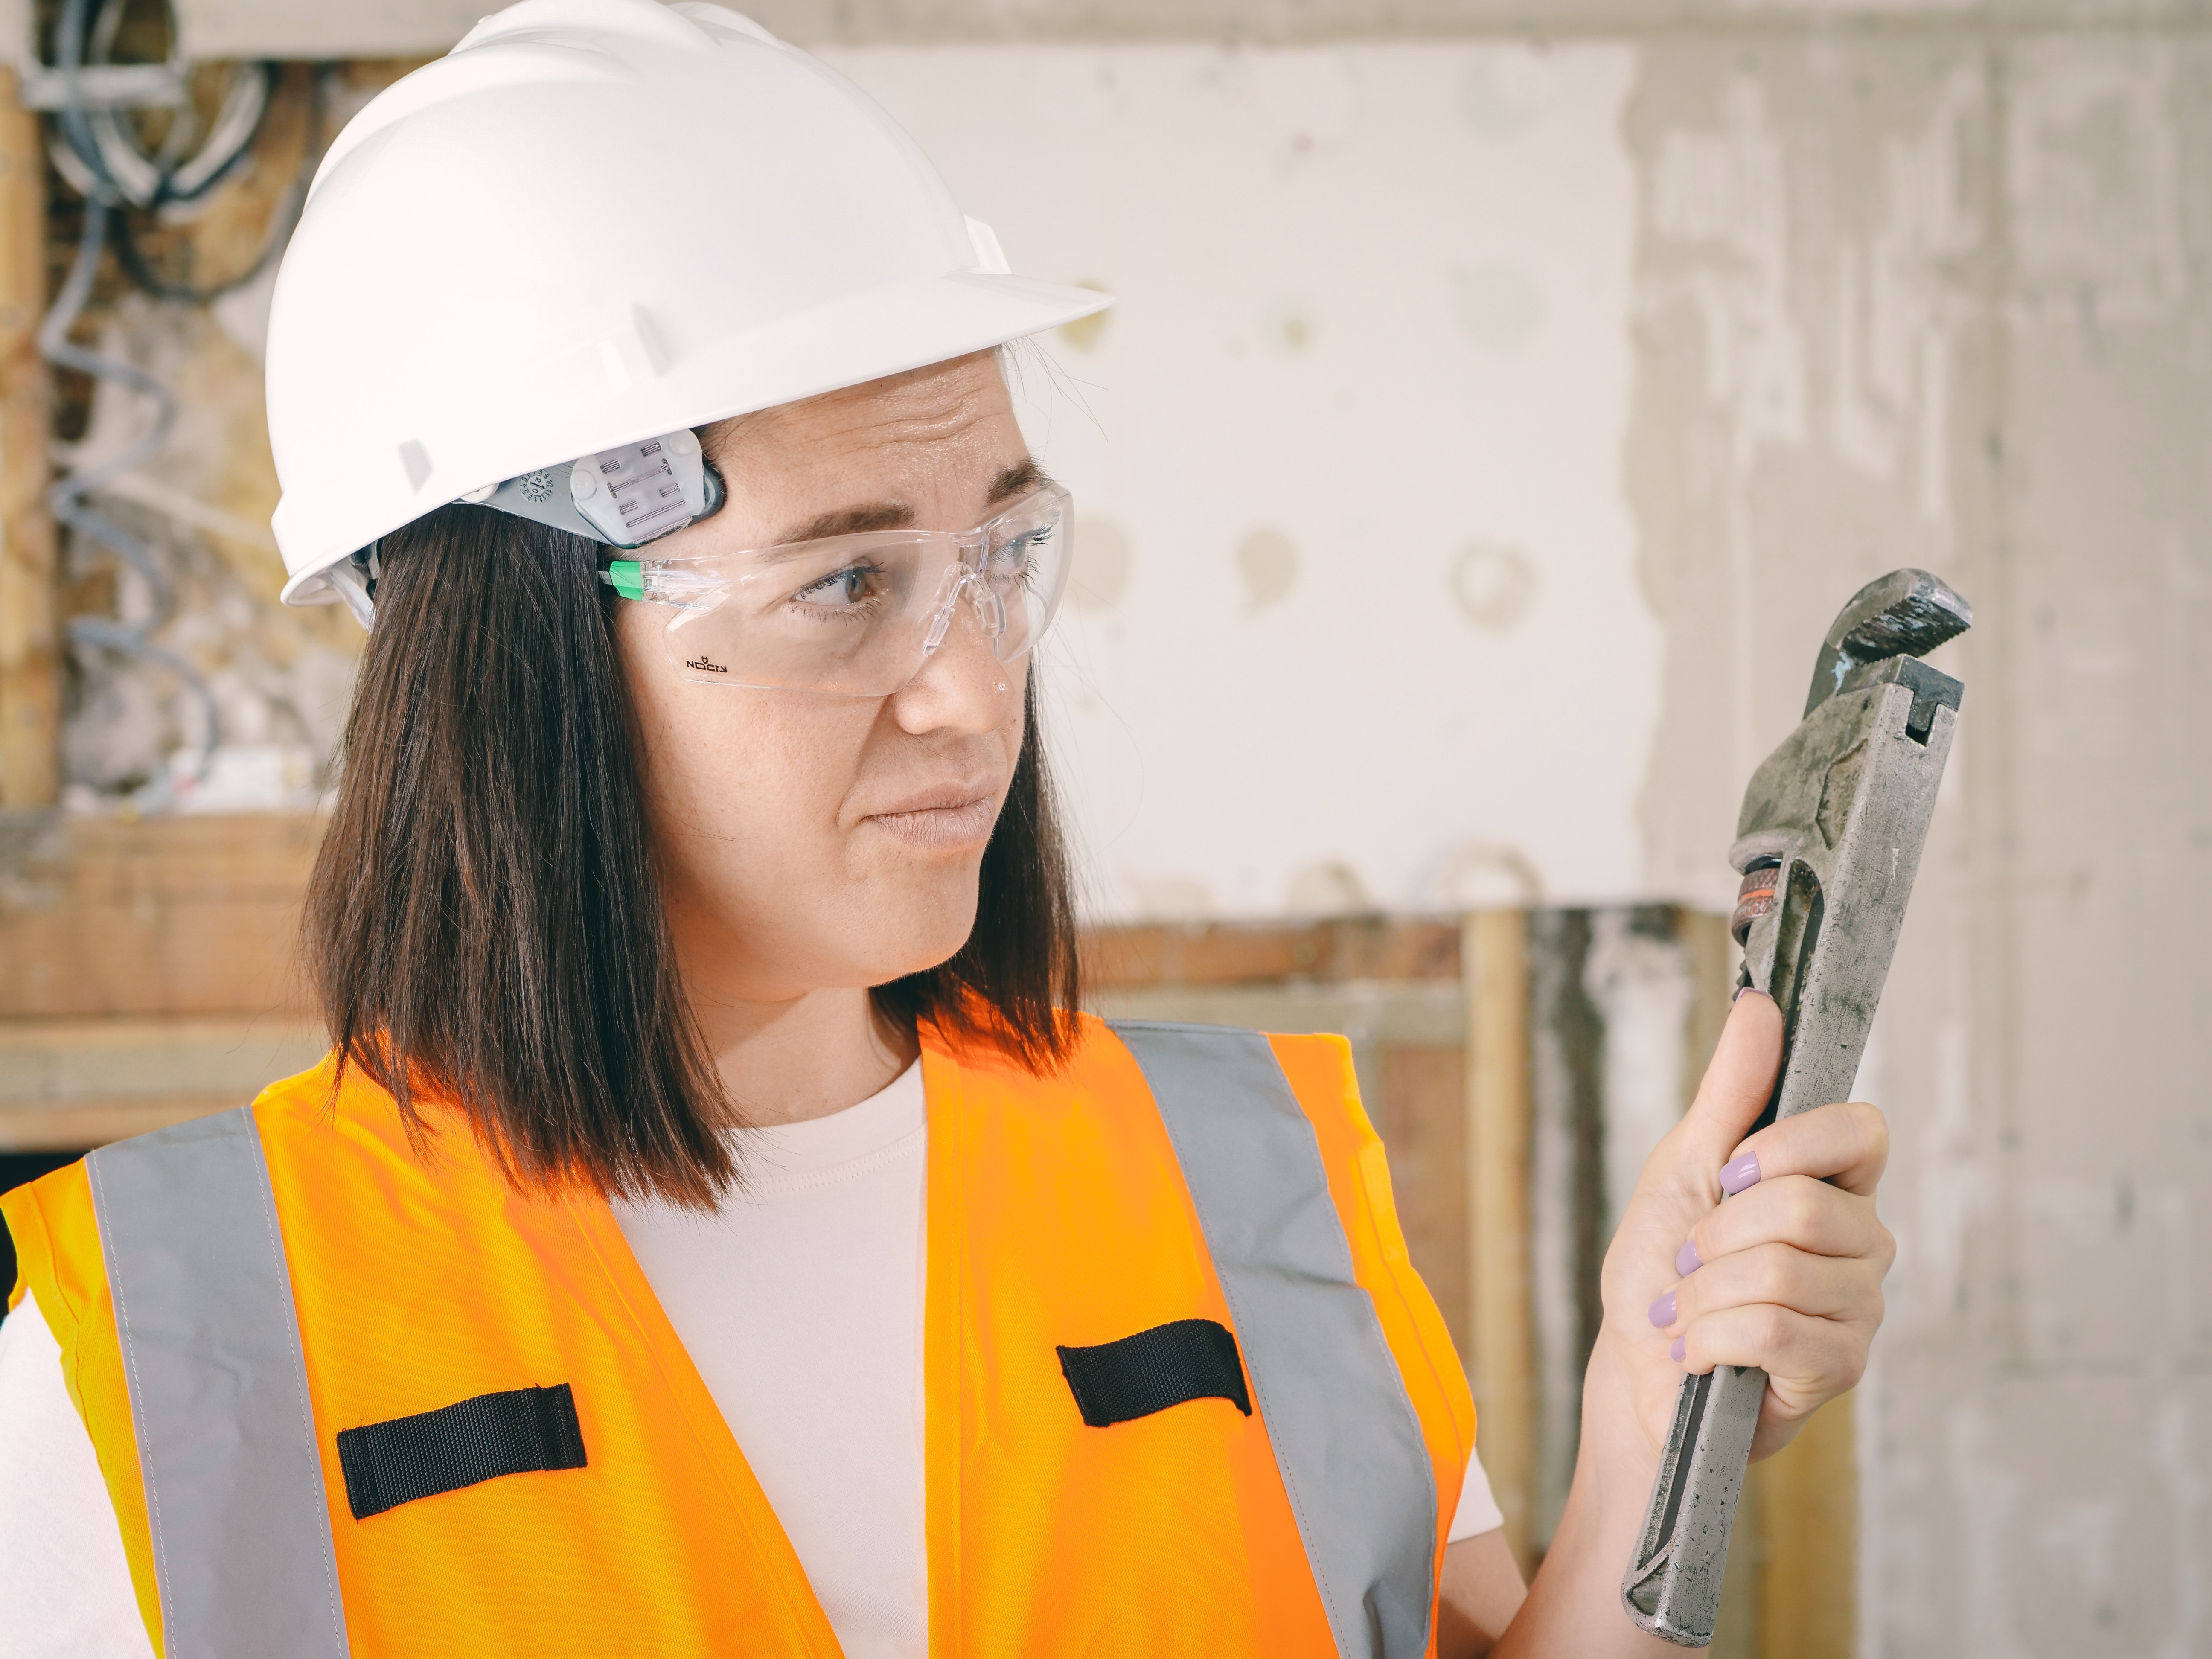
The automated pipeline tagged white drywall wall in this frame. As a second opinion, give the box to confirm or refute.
[827,44,1660,922]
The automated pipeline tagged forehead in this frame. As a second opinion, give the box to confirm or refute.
[702,352,1017,482]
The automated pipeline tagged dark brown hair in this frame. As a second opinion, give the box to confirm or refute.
[303,502,1081,1206]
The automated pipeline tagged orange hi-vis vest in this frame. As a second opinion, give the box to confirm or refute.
[3,1015,1475,1659]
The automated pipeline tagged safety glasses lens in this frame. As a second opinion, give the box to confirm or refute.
[655,486,1070,694]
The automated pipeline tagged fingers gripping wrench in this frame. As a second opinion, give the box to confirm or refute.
[1618,569,1972,1645]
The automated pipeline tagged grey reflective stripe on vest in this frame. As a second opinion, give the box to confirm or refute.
[87,1106,350,1659]
[1109,1021,1438,1659]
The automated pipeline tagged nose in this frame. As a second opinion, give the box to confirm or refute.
[891,577,1022,735]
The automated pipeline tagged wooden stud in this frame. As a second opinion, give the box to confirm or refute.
[1464,908,1535,1574]
[0,67,57,809]
[1757,1391,1857,1658]
[1678,906,1737,1106]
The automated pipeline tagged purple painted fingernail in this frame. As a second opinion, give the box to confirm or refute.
[1670,1337,1686,1362]
[1733,985,1772,1004]
[1675,1238,1703,1277]
[1720,1152,1762,1195]
[1647,1291,1676,1328]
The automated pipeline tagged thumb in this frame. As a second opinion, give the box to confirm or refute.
[1678,988,1784,1164]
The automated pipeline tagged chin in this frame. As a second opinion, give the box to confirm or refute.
[834,876,978,981]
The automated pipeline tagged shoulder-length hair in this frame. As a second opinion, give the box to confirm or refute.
[302,501,1081,1207]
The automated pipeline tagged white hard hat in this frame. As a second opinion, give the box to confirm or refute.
[266,0,1111,608]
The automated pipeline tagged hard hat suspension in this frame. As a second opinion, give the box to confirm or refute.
[462,430,726,551]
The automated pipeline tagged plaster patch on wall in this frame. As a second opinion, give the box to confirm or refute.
[1898,1014,1989,1335]
[1647,77,1807,470]
[1263,296,1321,355]
[1638,72,1805,839]
[1452,541,1537,631]
[1830,68,1979,524]
[2011,40,2187,327]
[2152,1397,2208,1652]
[1451,262,1545,351]
[1946,1399,2028,1659]
[2030,1496,2121,1591]
[1458,47,1552,140]
[1235,525,1299,612]
[1070,515,1134,611]
[1285,858,1371,916]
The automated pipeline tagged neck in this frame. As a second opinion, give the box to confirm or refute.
[688,983,918,1128]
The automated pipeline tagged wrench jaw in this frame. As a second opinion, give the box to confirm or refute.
[1618,569,1969,1646]
[1803,568,1972,719]
[1737,666,1963,1124]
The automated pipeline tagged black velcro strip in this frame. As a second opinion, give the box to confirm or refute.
[336,1383,587,1520]
[1057,1318,1252,1428]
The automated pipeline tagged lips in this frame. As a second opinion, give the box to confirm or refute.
[863,783,1000,850]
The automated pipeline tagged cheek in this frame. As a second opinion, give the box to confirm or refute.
[618,611,867,862]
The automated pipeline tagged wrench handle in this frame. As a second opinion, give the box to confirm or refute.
[1620,1362,1767,1644]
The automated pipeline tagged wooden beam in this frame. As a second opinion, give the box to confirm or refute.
[1085,916,1462,990]
[0,1013,330,1150]
[0,812,326,1018]
[1464,908,1534,1573]
[0,67,56,808]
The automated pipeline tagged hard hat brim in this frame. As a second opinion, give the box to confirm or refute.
[276,269,1113,608]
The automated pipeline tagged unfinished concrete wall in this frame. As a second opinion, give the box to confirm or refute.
[1625,24,2212,1653]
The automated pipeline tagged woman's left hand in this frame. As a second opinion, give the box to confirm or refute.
[1596,987,1894,1463]
[1465,987,1895,1656]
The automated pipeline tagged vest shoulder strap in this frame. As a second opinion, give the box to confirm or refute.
[85,1105,351,1659]
[1107,1019,1444,1659]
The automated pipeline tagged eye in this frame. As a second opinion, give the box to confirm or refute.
[987,525,1049,586]
[793,563,884,610]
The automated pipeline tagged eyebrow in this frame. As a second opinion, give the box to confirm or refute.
[986,458,1052,505]
[770,460,1054,547]
[778,502,915,544]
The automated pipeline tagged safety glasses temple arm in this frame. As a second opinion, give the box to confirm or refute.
[596,559,719,608]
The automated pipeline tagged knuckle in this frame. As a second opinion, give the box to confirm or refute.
[1835,1346,1868,1394]
[1752,1246,1794,1303]
[1784,1181,1825,1239]
[1874,1222,1899,1274]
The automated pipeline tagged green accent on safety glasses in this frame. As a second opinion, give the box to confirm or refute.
[607,560,645,600]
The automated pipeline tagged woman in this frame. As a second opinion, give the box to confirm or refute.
[0,4,1892,1655]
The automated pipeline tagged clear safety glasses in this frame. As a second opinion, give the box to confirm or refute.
[599,483,1072,696]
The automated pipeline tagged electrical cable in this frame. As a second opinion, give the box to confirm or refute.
[50,0,296,303]
[35,0,297,792]
[37,190,223,779]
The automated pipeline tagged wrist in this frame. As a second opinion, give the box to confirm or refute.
[1494,1339,1682,1657]
[1574,1332,1663,1513]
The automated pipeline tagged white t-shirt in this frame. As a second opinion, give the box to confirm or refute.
[0,1060,1503,1657]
